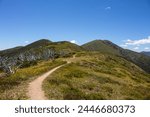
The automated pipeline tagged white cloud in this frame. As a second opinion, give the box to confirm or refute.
[133,47,139,50]
[105,6,111,10]
[144,47,149,50]
[125,36,150,45]
[25,41,29,44]
[70,40,77,44]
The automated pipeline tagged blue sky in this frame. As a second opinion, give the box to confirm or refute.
[0,0,150,52]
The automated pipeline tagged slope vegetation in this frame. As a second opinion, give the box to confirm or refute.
[0,39,83,73]
[0,39,150,100]
[0,59,65,99]
[43,52,150,100]
[82,40,150,73]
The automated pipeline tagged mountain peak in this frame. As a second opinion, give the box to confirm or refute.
[82,40,150,73]
[24,39,52,49]
[30,39,52,45]
[82,39,121,55]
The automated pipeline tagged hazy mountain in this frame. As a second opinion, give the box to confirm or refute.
[141,51,150,56]
[82,40,150,73]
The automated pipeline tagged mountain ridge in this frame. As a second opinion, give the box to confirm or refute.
[0,39,150,74]
[0,39,150,100]
[0,39,83,74]
[82,40,150,73]
[141,51,150,56]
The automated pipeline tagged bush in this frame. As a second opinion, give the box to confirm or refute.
[20,61,38,68]
[63,87,105,100]
[63,88,84,100]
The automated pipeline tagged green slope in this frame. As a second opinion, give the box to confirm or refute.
[46,41,83,52]
[0,39,150,100]
[43,52,150,100]
[0,39,83,58]
[82,40,150,73]
[82,40,120,55]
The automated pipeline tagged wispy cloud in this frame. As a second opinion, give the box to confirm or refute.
[70,40,77,44]
[125,36,150,45]
[144,47,150,50]
[25,41,29,44]
[105,6,111,10]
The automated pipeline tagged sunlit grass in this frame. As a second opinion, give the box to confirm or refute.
[0,60,66,100]
[43,53,150,100]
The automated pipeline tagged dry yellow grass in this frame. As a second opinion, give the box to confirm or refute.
[0,60,66,100]
[43,53,150,100]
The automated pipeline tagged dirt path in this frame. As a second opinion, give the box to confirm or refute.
[28,64,66,100]
[28,55,76,100]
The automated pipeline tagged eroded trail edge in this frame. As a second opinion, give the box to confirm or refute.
[28,64,66,100]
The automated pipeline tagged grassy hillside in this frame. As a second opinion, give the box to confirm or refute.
[24,39,52,49]
[46,41,83,51]
[82,40,150,73]
[0,59,66,99]
[43,52,150,100]
[82,40,120,55]
[45,41,84,57]
[1,39,150,100]
[0,39,83,75]
[0,39,83,58]
[0,39,52,58]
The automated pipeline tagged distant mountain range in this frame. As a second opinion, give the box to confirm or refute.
[141,51,150,56]
[0,39,150,73]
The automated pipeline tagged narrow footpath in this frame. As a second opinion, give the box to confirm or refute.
[28,64,66,100]
[28,55,76,100]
